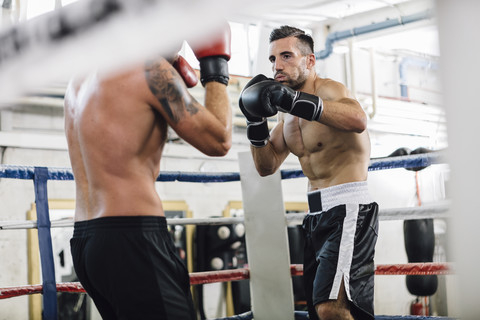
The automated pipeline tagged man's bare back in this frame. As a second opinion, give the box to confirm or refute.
[65,57,231,222]
[65,26,232,319]
[65,66,167,221]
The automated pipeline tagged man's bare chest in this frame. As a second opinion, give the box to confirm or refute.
[283,115,331,157]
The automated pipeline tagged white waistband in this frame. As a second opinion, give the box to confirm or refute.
[307,181,373,213]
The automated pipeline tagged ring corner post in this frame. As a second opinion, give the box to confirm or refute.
[237,151,294,320]
[33,167,57,320]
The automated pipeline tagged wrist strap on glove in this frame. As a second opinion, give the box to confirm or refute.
[289,92,323,121]
[199,57,229,86]
[246,119,269,147]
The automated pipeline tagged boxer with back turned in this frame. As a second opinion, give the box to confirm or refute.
[64,24,232,319]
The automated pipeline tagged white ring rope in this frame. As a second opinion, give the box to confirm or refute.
[377,200,451,221]
[0,201,450,230]
[0,216,245,230]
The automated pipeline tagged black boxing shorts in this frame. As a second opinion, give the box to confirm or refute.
[302,181,379,320]
[70,216,196,320]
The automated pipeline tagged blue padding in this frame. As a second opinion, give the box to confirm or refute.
[281,169,305,180]
[0,165,74,180]
[281,152,443,180]
[375,316,455,320]
[369,153,442,171]
[0,165,35,179]
[34,167,57,320]
[210,311,455,320]
[157,171,240,183]
[294,311,308,320]
[0,152,444,183]
[210,311,253,320]
[295,311,455,319]
[47,167,75,181]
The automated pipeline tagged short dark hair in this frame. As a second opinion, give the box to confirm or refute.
[269,25,314,55]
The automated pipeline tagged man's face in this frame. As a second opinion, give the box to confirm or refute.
[268,37,310,90]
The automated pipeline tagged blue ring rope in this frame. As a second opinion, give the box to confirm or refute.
[210,311,455,320]
[0,152,444,183]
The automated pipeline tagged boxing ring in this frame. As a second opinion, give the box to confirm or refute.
[0,151,456,320]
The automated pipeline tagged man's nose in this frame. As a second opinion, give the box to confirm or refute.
[273,59,283,71]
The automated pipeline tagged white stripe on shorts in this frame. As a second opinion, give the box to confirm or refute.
[329,202,358,301]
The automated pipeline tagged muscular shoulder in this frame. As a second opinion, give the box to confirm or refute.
[144,56,189,102]
[314,77,350,101]
[144,56,179,85]
[64,72,97,109]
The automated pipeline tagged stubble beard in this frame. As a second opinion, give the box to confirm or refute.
[284,68,308,90]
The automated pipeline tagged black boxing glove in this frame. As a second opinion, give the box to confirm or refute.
[241,80,323,121]
[238,74,271,147]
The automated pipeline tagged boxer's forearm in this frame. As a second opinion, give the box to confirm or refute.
[250,139,290,177]
[204,81,232,131]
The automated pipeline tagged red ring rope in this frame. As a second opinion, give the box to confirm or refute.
[375,262,451,275]
[0,262,452,299]
[190,268,250,285]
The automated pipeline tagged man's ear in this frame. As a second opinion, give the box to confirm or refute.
[306,53,316,70]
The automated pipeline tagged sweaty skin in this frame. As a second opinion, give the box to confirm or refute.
[64,57,231,221]
[249,35,371,320]
[252,36,370,191]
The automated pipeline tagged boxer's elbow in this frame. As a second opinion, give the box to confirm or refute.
[214,140,232,156]
[251,146,280,176]
[338,99,367,133]
[352,115,367,133]
[257,168,275,177]
[254,161,277,177]
[347,112,367,133]
[207,134,232,157]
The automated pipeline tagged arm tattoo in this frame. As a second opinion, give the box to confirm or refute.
[144,59,199,123]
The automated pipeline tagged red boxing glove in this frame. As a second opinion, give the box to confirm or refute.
[172,55,198,88]
[191,22,231,86]
[193,23,231,61]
